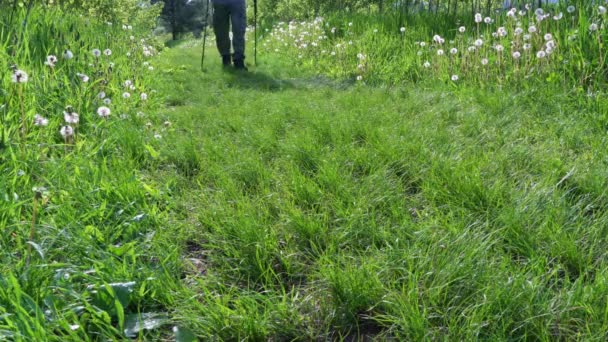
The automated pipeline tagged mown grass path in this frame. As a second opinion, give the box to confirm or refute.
[146,41,608,340]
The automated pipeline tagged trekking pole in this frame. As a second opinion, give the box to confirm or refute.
[201,0,211,71]
[254,0,258,66]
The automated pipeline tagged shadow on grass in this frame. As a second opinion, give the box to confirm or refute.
[223,69,296,91]
[223,68,354,92]
[165,39,192,49]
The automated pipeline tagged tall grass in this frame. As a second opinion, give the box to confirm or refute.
[260,3,608,91]
[0,6,183,340]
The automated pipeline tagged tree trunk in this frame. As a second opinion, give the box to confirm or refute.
[171,0,178,40]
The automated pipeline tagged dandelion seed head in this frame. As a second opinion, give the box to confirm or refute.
[140,93,148,101]
[536,50,546,58]
[11,69,28,83]
[63,50,74,59]
[60,125,74,138]
[451,75,459,81]
[76,73,89,83]
[97,106,111,118]
[475,13,482,23]
[458,26,466,33]
[64,111,79,124]
[92,49,101,57]
[45,55,58,67]
[567,6,576,14]
[34,114,49,126]
[103,49,112,56]
[481,58,489,65]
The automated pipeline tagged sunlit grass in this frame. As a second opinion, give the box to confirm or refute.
[3,2,608,340]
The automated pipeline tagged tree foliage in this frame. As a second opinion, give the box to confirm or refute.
[154,0,210,40]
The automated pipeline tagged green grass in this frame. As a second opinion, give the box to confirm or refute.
[3,6,608,340]
[140,43,608,339]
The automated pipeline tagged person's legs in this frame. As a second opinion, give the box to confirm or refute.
[229,0,247,68]
[213,3,232,65]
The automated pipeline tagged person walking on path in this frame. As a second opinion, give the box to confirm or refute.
[211,0,248,70]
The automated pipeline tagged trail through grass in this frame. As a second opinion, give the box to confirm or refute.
[141,41,608,340]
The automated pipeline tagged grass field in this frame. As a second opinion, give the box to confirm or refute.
[141,43,608,340]
[3,4,608,340]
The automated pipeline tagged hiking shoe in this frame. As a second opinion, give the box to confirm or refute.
[233,59,248,71]
[222,55,232,67]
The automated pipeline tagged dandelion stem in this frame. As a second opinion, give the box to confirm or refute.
[19,84,26,142]
[26,196,38,267]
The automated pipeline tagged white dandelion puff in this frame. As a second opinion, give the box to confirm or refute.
[60,125,74,138]
[97,106,111,118]
[34,114,49,126]
[64,111,79,124]
[45,55,58,67]
[76,73,89,83]
[11,69,28,83]
[63,50,74,59]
